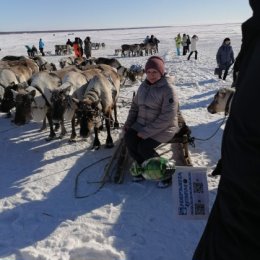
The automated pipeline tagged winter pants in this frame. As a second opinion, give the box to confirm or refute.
[39,47,45,56]
[187,51,198,60]
[176,47,181,56]
[84,50,91,59]
[218,68,229,80]
[183,46,188,55]
[27,51,34,57]
[124,128,160,164]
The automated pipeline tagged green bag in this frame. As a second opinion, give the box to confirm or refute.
[130,157,175,181]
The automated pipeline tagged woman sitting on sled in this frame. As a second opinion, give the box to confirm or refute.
[124,56,179,188]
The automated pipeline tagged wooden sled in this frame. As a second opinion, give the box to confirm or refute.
[104,110,193,184]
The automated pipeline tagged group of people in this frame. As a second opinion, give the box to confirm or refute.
[175,33,199,60]
[175,33,191,56]
[25,45,38,57]
[65,39,73,55]
[174,32,234,81]
[26,38,45,57]
[144,34,160,45]
[68,36,92,58]
[26,36,93,59]
[144,34,160,51]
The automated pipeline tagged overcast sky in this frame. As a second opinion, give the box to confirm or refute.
[0,0,252,32]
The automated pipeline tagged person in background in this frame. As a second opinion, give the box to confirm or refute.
[193,0,260,259]
[186,35,191,53]
[216,37,235,80]
[78,37,83,57]
[66,39,73,54]
[73,37,81,57]
[148,35,155,44]
[66,39,73,46]
[147,34,160,53]
[39,38,45,56]
[31,45,38,56]
[182,33,188,55]
[83,36,92,59]
[25,45,33,57]
[187,35,199,60]
[175,33,182,56]
[153,36,160,53]
[144,35,150,44]
[124,56,179,188]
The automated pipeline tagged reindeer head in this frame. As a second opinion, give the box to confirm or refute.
[1,82,27,113]
[13,89,35,125]
[76,98,101,138]
[50,85,72,123]
[207,88,235,114]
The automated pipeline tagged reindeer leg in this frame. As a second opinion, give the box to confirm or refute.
[59,119,67,138]
[92,126,101,150]
[113,105,119,129]
[45,111,56,141]
[54,123,60,131]
[40,116,47,131]
[99,119,104,131]
[105,117,114,148]
[69,114,77,142]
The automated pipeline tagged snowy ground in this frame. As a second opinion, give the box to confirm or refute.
[0,23,242,260]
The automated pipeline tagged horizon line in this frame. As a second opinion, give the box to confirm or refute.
[0,22,241,35]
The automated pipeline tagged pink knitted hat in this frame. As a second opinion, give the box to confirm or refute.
[145,56,165,76]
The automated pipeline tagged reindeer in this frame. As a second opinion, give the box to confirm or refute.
[144,42,158,55]
[0,58,39,82]
[0,81,28,117]
[74,70,121,149]
[121,44,141,57]
[59,56,88,69]
[32,56,57,72]
[12,71,62,139]
[50,67,108,141]
[79,61,137,85]
[0,58,40,117]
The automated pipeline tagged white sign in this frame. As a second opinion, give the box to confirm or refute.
[172,166,209,220]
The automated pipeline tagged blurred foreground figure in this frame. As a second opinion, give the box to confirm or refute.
[193,1,260,259]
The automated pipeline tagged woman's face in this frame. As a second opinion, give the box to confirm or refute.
[146,69,162,84]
